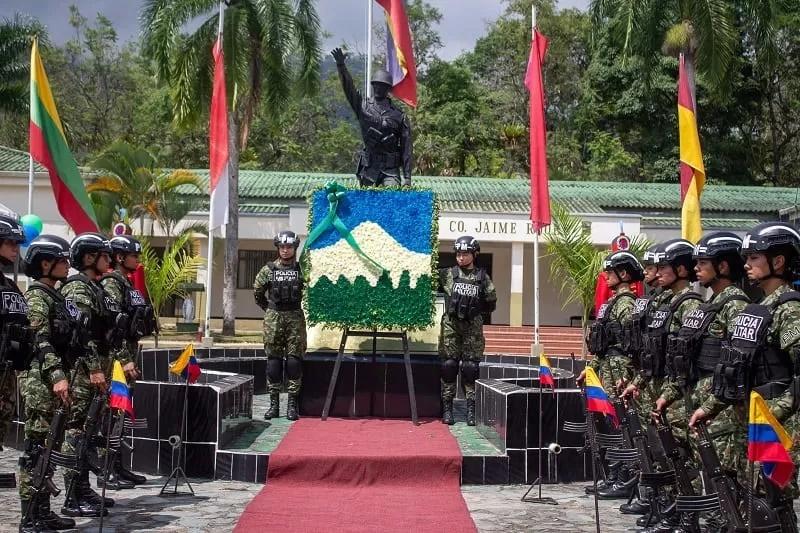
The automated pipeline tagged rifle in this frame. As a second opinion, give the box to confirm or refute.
[655,412,696,497]
[626,399,654,474]
[761,474,797,533]
[62,386,107,506]
[582,390,602,533]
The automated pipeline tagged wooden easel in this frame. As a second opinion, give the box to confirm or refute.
[321,327,418,425]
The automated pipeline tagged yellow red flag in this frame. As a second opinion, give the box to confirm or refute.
[678,53,705,243]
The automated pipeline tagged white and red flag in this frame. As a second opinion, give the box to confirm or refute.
[209,36,230,231]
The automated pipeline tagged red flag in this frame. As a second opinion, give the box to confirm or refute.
[377,0,417,107]
[209,37,230,231]
[525,29,550,233]
[129,263,149,300]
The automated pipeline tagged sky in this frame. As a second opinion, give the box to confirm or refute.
[3,0,589,60]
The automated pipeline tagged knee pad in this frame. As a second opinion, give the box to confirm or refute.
[441,359,459,383]
[267,358,284,383]
[461,361,479,384]
[286,356,303,381]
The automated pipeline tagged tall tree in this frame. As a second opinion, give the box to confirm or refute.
[0,16,45,114]
[141,0,321,335]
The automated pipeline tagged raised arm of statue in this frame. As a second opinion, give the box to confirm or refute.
[400,115,412,186]
[331,48,362,119]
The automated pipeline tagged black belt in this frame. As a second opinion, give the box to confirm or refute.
[752,382,789,400]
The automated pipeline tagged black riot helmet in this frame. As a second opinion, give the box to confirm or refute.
[693,231,745,283]
[0,213,24,244]
[274,230,300,249]
[24,235,70,280]
[655,238,697,282]
[741,222,800,280]
[109,235,142,256]
[641,244,660,267]
[603,250,644,283]
[371,69,393,87]
[454,236,480,255]
[70,232,111,269]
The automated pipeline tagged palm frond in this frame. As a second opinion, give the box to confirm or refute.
[690,0,737,88]
[139,232,205,321]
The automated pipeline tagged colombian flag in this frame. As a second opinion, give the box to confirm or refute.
[584,367,618,428]
[169,343,201,384]
[29,38,98,233]
[678,53,705,244]
[748,390,794,488]
[377,0,417,107]
[109,360,135,419]
[539,354,554,389]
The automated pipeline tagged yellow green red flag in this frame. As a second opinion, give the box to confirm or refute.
[678,53,705,243]
[29,38,98,233]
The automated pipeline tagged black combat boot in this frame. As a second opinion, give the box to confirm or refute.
[442,399,454,425]
[79,471,114,507]
[114,456,146,485]
[596,474,638,499]
[37,498,75,530]
[466,398,476,426]
[286,394,299,421]
[20,500,57,533]
[97,468,135,490]
[264,393,280,419]
[60,489,107,518]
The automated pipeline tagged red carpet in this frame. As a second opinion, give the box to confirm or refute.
[234,418,476,533]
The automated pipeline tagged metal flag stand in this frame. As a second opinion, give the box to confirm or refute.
[321,327,418,425]
[159,377,195,496]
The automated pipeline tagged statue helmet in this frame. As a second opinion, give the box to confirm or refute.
[371,69,393,87]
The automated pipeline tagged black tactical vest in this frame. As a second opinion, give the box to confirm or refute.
[446,266,486,321]
[27,282,85,360]
[622,295,653,361]
[713,291,800,402]
[0,277,32,370]
[102,272,157,339]
[667,293,749,384]
[62,274,127,345]
[587,292,635,357]
[267,262,303,311]
[641,291,702,379]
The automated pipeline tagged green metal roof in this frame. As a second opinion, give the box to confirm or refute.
[1,145,796,218]
[0,146,46,173]
[640,216,762,230]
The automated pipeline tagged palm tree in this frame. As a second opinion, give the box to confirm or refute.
[0,16,46,114]
[141,0,321,335]
[139,231,205,346]
[547,203,650,354]
[87,141,202,234]
[590,0,785,99]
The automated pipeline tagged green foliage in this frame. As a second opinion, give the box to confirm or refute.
[139,232,204,323]
[0,16,46,114]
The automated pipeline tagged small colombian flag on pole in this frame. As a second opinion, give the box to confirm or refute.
[748,390,795,488]
[584,367,618,428]
[169,344,202,384]
[677,53,705,244]
[109,360,135,419]
[538,354,555,389]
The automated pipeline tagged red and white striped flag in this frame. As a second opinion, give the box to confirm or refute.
[209,36,230,231]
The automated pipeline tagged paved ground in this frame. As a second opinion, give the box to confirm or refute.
[0,447,646,533]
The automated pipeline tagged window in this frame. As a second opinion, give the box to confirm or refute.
[237,250,277,289]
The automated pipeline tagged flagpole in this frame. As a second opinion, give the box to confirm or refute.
[203,1,225,347]
[27,155,34,214]
[366,0,373,98]
[531,5,541,351]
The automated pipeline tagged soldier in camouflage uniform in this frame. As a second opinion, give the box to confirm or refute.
[99,235,155,488]
[691,222,800,528]
[254,230,305,421]
[438,236,497,426]
[58,233,118,518]
[19,235,76,532]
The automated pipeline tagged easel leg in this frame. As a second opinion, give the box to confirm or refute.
[402,332,418,426]
[322,328,348,421]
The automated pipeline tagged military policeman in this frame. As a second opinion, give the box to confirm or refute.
[100,235,155,488]
[438,236,497,426]
[254,231,306,421]
[0,213,29,450]
[19,235,76,532]
[59,233,119,517]
[332,47,412,187]
[690,222,800,529]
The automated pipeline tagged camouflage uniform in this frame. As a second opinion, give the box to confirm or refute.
[99,272,135,369]
[589,285,636,398]
[59,275,109,492]
[18,282,69,501]
[253,260,306,395]
[632,289,674,414]
[438,266,497,401]
[0,274,26,446]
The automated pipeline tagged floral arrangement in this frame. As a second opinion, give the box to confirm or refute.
[304,182,438,330]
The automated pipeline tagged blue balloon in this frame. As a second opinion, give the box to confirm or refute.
[22,224,40,246]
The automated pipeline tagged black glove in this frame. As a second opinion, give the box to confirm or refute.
[331,47,347,66]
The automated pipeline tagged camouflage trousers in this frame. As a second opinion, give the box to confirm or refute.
[0,368,17,446]
[18,368,60,500]
[439,315,484,401]
[263,309,306,395]
[598,355,632,399]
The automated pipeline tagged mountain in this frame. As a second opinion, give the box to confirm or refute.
[307,221,431,289]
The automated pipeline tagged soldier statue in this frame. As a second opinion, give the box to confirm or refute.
[331,47,412,187]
